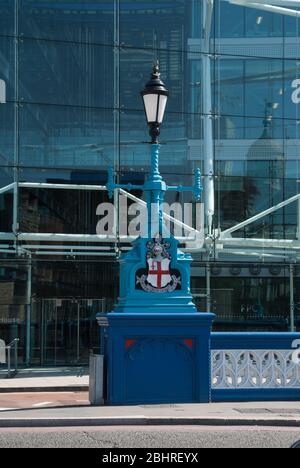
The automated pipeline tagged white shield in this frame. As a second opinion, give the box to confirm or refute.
[147,258,172,289]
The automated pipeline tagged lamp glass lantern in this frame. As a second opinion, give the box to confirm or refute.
[141,63,169,143]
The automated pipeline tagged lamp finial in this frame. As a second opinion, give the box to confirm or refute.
[152,60,160,78]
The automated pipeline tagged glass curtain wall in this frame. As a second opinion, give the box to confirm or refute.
[0,0,299,366]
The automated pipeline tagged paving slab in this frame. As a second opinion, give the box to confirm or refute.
[0,371,299,428]
[0,401,299,428]
[0,368,89,393]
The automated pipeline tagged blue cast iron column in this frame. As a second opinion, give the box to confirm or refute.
[144,143,167,238]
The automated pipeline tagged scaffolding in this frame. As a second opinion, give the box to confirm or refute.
[0,0,299,336]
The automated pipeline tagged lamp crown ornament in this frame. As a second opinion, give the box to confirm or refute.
[152,61,160,77]
[142,61,169,95]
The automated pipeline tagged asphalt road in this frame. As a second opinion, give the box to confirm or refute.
[0,426,299,448]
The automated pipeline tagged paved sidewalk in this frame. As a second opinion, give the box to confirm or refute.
[0,368,89,393]
[1,371,299,428]
[0,401,299,428]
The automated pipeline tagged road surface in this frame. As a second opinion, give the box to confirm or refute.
[0,426,298,448]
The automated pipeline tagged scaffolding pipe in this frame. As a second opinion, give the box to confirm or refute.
[12,182,18,237]
[0,183,15,195]
[229,0,300,18]
[221,192,300,238]
[0,249,19,254]
[0,249,117,257]
[202,0,215,237]
[31,252,117,257]
[26,255,32,366]
[220,250,289,259]
[0,232,198,243]
[0,233,133,243]
[206,262,212,312]
[221,238,300,248]
[20,245,113,251]
[119,189,200,236]
[290,264,296,333]
[244,0,300,6]
[19,182,107,191]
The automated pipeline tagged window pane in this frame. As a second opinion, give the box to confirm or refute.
[120,0,202,52]
[0,167,14,232]
[120,110,203,175]
[0,103,15,165]
[0,0,15,37]
[19,104,114,169]
[0,37,16,102]
[19,167,108,185]
[19,0,114,45]
[245,7,283,38]
[216,56,288,119]
[19,39,114,108]
[19,186,107,236]
[215,1,244,39]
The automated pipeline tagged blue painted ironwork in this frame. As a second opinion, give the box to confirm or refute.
[97,69,213,406]
[105,141,203,314]
[211,333,300,402]
[99,313,215,405]
[107,143,203,233]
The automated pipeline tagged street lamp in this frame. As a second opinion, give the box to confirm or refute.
[99,65,211,409]
[141,62,169,144]
[107,63,202,240]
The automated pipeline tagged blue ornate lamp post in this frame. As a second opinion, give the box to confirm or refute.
[97,64,215,405]
[107,63,202,239]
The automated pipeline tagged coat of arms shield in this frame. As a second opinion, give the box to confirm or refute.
[147,258,172,289]
[136,237,181,293]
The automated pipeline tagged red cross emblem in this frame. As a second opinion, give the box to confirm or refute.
[147,258,172,289]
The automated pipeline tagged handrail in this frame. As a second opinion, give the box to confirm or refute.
[5,339,19,379]
[7,338,19,348]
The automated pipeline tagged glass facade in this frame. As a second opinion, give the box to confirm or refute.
[0,0,300,367]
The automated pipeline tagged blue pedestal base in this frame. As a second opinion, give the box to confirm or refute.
[100,312,215,406]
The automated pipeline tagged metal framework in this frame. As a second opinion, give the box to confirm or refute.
[0,0,299,334]
[0,0,298,261]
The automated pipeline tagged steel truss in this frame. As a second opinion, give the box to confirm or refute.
[0,181,204,258]
[0,0,298,262]
[0,179,300,264]
[0,0,297,261]
[0,0,298,363]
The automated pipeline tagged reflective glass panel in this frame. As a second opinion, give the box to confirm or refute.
[19,0,114,45]
[19,39,114,108]
[19,103,114,169]
[120,0,202,52]
[0,1,15,37]
[120,48,202,115]
[0,103,15,166]
[0,37,16,102]
[120,110,203,175]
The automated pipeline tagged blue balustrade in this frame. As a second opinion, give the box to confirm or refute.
[211,333,300,402]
